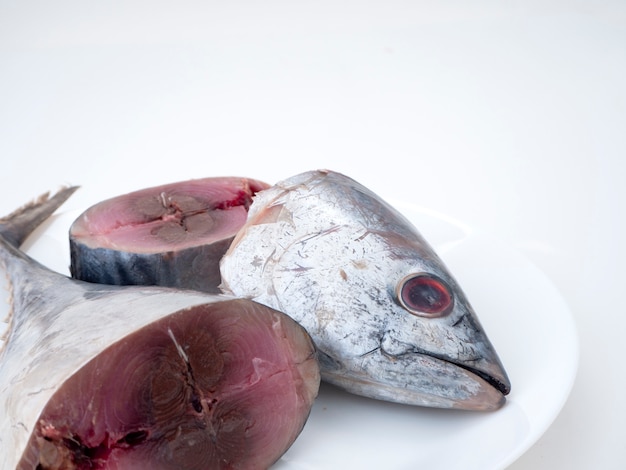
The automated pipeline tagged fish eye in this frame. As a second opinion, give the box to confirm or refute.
[397,274,453,317]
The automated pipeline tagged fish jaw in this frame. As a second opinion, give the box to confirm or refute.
[221,169,511,410]
[320,350,506,411]
[317,300,510,411]
[371,274,511,408]
[292,279,510,411]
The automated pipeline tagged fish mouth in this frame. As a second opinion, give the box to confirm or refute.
[320,348,509,411]
[453,361,511,397]
[385,348,510,410]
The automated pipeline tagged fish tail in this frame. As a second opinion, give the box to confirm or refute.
[0,186,79,247]
[0,186,79,355]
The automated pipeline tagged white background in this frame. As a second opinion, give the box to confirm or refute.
[1,1,624,468]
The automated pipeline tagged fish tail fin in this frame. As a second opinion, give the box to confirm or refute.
[0,186,78,355]
[0,186,79,247]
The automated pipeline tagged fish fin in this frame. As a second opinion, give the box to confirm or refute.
[0,185,80,247]
[0,185,78,356]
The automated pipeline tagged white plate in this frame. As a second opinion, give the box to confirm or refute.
[1,199,578,470]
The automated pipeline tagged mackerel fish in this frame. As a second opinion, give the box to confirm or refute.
[220,169,511,411]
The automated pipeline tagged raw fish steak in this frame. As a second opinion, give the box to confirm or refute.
[70,177,269,293]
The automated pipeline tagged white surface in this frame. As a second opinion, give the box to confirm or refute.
[0,1,624,468]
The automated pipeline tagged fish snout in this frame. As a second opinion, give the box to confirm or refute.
[374,319,510,410]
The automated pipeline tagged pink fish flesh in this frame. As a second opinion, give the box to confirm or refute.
[69,177,269,293]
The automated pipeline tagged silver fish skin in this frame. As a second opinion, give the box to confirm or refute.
[220,169,511,411]
[0,188,319,469]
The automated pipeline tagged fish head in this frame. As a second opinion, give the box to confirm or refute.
[293,220,511,411]
[220,170,511,411]
[329,230,511,411]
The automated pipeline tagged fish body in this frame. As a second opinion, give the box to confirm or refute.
[0,188,319,469]
[220,170,511,411]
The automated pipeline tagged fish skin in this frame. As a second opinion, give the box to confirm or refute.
[0,188,319,469]
[220,169,511,411]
